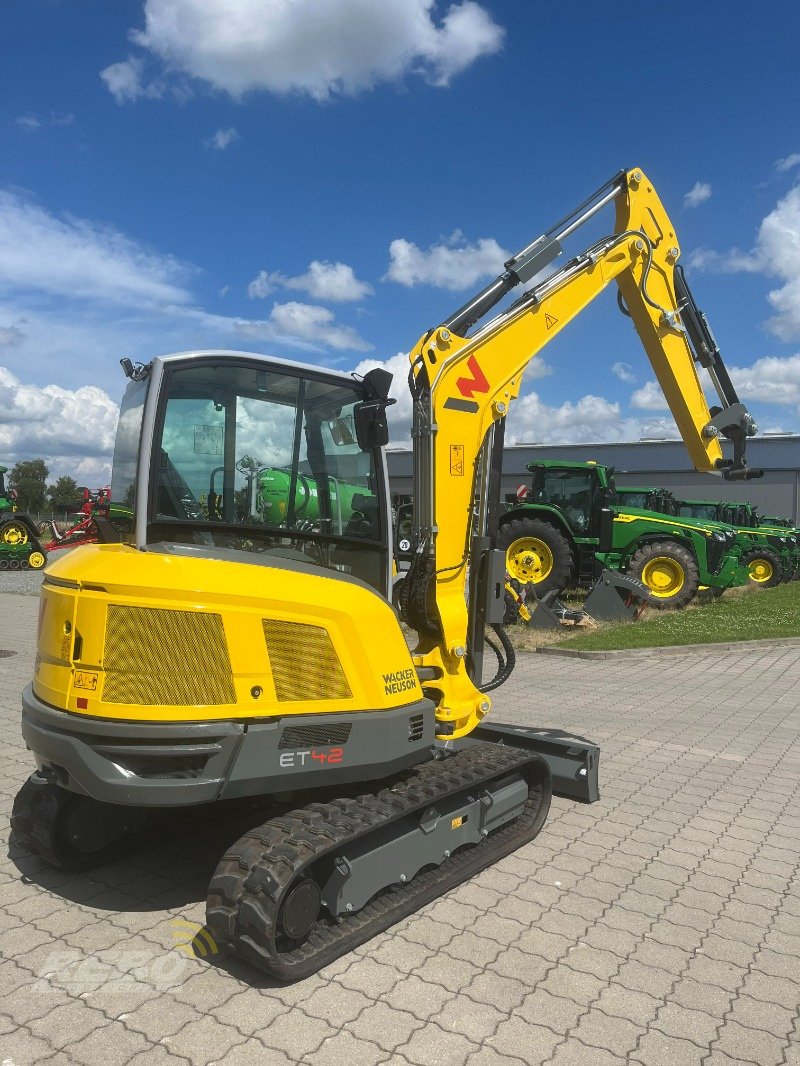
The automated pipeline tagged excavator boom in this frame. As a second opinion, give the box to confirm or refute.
[401,168,760,737]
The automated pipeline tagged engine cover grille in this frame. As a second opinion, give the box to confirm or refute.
[262,619,351,702]
[279,723,352,749]
[102,605,236,706]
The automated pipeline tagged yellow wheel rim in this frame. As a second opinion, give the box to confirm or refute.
[641,556,685,598]
[506,536,554,584]
[28,551,46,570]
[748,558,773,583]
[1,523,28,546]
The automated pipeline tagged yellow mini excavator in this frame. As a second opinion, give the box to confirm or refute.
[14,169,759,980]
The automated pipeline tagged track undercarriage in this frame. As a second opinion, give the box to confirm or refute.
[12,732,579,980]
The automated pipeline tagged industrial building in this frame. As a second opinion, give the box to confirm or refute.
[386,435,800,521]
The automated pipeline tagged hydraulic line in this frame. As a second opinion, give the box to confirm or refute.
[480,623,516,693]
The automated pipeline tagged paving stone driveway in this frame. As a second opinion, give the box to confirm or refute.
[0,589,798,1066]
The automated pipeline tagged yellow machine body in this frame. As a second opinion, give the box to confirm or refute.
[35,544,419,724]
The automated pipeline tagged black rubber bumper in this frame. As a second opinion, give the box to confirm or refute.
[20,685,436,807]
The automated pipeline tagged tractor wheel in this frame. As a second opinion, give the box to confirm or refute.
[626,541,700,610]
[741,548,783,588]
[27,550,46,570]
[497,518,575,600]
[0,520,29,547]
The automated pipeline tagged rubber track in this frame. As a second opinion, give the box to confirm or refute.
[10,776,71,867]
[207,740,551,982]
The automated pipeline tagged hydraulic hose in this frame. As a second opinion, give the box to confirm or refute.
[480,623,516,693]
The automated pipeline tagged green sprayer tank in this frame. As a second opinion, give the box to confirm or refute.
[257,468,368,528]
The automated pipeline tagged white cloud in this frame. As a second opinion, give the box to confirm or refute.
[104,0,503,104]
[683,181,712,208]
[0,189,192,308]
[729,353,800,406]
[248,260,373,303]
[17,112,76,130]
[507,392,626,445]
[630,380,668,410]
[687,184,800,340]
[206,127,238,150]
[385,230,508,291]
[0,366,118,482]
[266,302,371,351]
[612,361,636,383]
[776,154,800,173]
[100,56,160,104]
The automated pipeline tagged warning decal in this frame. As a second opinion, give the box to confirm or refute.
[545,313,558,330]
[450,445,465,476]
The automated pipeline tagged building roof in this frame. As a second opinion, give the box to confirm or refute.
[386,436,800,476]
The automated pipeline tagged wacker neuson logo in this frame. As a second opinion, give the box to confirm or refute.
[383,667,416,695]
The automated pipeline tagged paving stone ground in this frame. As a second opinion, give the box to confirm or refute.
[1,589,798,1066]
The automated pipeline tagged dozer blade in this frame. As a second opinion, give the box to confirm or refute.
[207,741,551,982]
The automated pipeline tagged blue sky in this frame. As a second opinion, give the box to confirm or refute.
[1,0,800,482]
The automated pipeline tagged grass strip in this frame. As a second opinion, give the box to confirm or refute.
[511,583,800,653]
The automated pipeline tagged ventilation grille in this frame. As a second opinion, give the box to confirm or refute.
[262,619,351,702]
[409,713,425,742]
[103,605,236,706]
[113,754,209,780]
[279,723,352,750]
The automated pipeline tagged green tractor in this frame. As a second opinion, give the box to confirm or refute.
[0,466,48,571]
[499,460,747,610]
[611,490,796,591]
[717,502,799,586]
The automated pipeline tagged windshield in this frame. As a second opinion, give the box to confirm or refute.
[150,360,386,592]
[614,491,648,509]
[534,469,594,533]
[679,504,719,521]
[111,378,148,513]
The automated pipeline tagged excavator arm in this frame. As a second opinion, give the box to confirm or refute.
[401,167,759,739]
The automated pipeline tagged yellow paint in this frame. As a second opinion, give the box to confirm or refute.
[2,523,28,546]
[409,168,730,738]
[641,556,686,597]
[613,513,713,535]
[505,536,554,584]
[747,557,774,583]
[34,544,421,722]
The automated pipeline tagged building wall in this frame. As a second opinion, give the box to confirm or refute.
[386,437,800,521]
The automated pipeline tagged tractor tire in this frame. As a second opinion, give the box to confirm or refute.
[741,548,783,589]
[625,541,700,610]
[497,518,575,601]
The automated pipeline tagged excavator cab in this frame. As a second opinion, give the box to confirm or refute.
[114,353,393,596]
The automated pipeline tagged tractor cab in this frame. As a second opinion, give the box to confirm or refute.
[678,500,725,523]
[528,460,610,536]
[610,486,677,516]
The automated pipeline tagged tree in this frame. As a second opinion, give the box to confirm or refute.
[9,459,49,512]
[47,476,82,516]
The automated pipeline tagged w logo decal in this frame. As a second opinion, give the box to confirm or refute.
[456,355,490,398]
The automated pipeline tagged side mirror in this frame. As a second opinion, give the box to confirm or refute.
[354,401,390,449]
